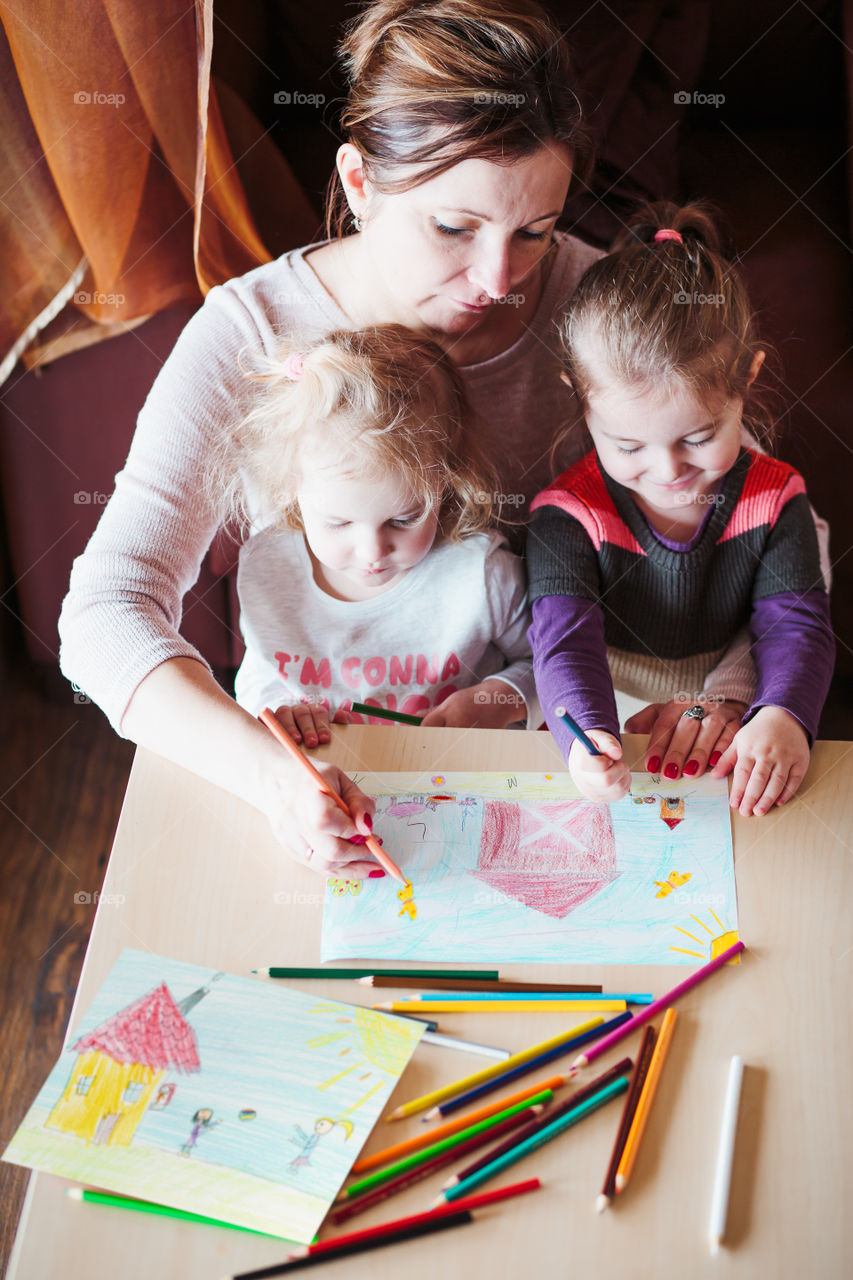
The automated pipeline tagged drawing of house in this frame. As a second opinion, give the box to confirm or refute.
[659,797,685,829]
[46,974,221,1146]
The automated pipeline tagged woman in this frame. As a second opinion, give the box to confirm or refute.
[58,0,774,878]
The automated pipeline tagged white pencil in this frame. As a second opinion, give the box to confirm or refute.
[709,1055,744,1254]
[421,1030,511,1060]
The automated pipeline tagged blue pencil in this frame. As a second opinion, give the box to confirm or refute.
[428,1012,633,1119]
[405,992,653,1005]
[434,1076,629,1204]
[554,705,601,756]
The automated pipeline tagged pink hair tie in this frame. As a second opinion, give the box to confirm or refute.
[283,352,304,380]
[654,228,683,244]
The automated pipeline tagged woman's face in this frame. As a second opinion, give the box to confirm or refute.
[345,144,572,337]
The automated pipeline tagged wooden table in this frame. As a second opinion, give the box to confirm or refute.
[7,729,853,1279]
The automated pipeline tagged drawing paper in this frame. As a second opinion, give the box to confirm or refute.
[3,949,423,1240]
[322,771,738,964]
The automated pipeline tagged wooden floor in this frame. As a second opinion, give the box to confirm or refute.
[0,671,134,1276]
[1,661,850,1276]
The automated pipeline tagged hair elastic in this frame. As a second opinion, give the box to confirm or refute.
[654,228,683,244]
[283,353,304,380]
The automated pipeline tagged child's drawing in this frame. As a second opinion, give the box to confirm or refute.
[321,772,737,965]
[2,950,423,1241]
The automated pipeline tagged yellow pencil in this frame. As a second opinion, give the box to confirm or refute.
[614,1008,678,1193]
[387,1016,604,1120]
[376,1000,627,1014]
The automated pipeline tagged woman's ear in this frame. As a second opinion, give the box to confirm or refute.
[746,349,766,387]
[336,143,371,221]
[559,369,573,388]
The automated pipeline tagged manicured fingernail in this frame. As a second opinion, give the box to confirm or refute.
[363,814,373,830]
[348,834,367,845]
[664,762,679,779]
[368,869,386,879]
[709,750,721,767]
[683,759,699,775]
[647,756,661,772]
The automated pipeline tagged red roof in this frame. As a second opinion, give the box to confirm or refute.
[73,984,200,1073]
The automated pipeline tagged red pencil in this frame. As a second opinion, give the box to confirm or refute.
[596,1026,657,1212]
[331,1105,543,1225]
[311,1179,541,1256]
[258,707,405,882]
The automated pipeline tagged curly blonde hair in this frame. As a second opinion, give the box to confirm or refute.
[212,324,499,540]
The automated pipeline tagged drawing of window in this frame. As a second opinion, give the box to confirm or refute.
[122,1081,145,1104]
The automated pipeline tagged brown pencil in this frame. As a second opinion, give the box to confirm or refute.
[330,1104,543,1225]
[596,1025,657,1213]
[258,707,405,883]
[358,976,604,993]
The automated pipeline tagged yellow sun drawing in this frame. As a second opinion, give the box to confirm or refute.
[304,1005,420,1117]
[670,908,739,962]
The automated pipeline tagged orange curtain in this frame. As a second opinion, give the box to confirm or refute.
[0,0,318,383]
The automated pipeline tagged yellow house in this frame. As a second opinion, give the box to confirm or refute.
[47,981,201,1146]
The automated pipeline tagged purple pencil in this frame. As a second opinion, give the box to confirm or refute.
[570,941,745,1073]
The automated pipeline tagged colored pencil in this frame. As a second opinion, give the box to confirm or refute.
[331,1105,545,1224]
[321,1180,540,1253]
[435,1076,629,1205]
[351,1077,568,1174]
[255,968,499,980]
[596,1025,657,1212]
[570,941,745,1072]
[388,1016,604,1121]
[66,1188,281,1237]
[444,1058,633,1189]
[615,1008,678,1192]
[259,707,405,882]
[387,1013,439,1031]
[359,976,604,993]
[350,702,424,725]
[377,999,627,1013]
[341,1094,550,1199]
[554,704,601,756]
[421,1030,510,1059]
[430,1013,631,1119]
[709,1054,744,1253]
[228,1211,474,1278]
[399,991,652,1004]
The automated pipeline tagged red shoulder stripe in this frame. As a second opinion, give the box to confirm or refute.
[530,453,645,555]
[717,452,806,544]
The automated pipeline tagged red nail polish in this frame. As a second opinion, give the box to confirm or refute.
[683,759,699,775]
[363,814,373,831]
[664,762,679,779]
[368,869,386,878]
[709,751,721,767]
[348,834,367,845]
[647,755,661,772]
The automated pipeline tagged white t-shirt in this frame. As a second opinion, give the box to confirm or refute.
[234,528,540,728]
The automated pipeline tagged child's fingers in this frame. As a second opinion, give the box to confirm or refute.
[735,758,776,815]
[727,752,755,811]
[273,705,305,744]
[775,761,808,806]
[286,702,324,748]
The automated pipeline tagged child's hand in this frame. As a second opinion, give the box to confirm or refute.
[568,731,631,804]
[624,699,745,780]
[710,705,810,816]
[273,701,331,749]
[420,681,526,729]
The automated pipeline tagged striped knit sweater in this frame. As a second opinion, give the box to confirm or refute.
[526,448,834,752]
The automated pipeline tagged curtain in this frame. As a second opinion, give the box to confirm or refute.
[0,0,318,384]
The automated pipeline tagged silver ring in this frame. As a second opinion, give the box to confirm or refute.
[305,847,314,862]
[682,704,706,721]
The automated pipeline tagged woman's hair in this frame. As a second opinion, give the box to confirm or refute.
[325,0,590,236]
[214,323,499,540]
[558,200,775,445]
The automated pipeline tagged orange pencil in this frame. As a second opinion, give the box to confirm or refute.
[350,1076,568,1174]
[615,1008,678,1193]
[258,707,405,883]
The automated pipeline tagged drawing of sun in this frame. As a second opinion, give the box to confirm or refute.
[431,775,445,785]
[303,1005,420,1117]
[670,909,739,962]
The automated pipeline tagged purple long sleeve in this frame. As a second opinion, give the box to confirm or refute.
[744,589,835,742]
[528,594,620,759]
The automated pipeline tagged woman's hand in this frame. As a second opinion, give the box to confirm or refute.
[624,699,745,780]
[568,731,631,804]
[711,705,810,816]
[420,680,526,729]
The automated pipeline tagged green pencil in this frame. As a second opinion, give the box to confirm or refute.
[67,1188,285,1237]
[253,968,500,980]
[350,702,423,725]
